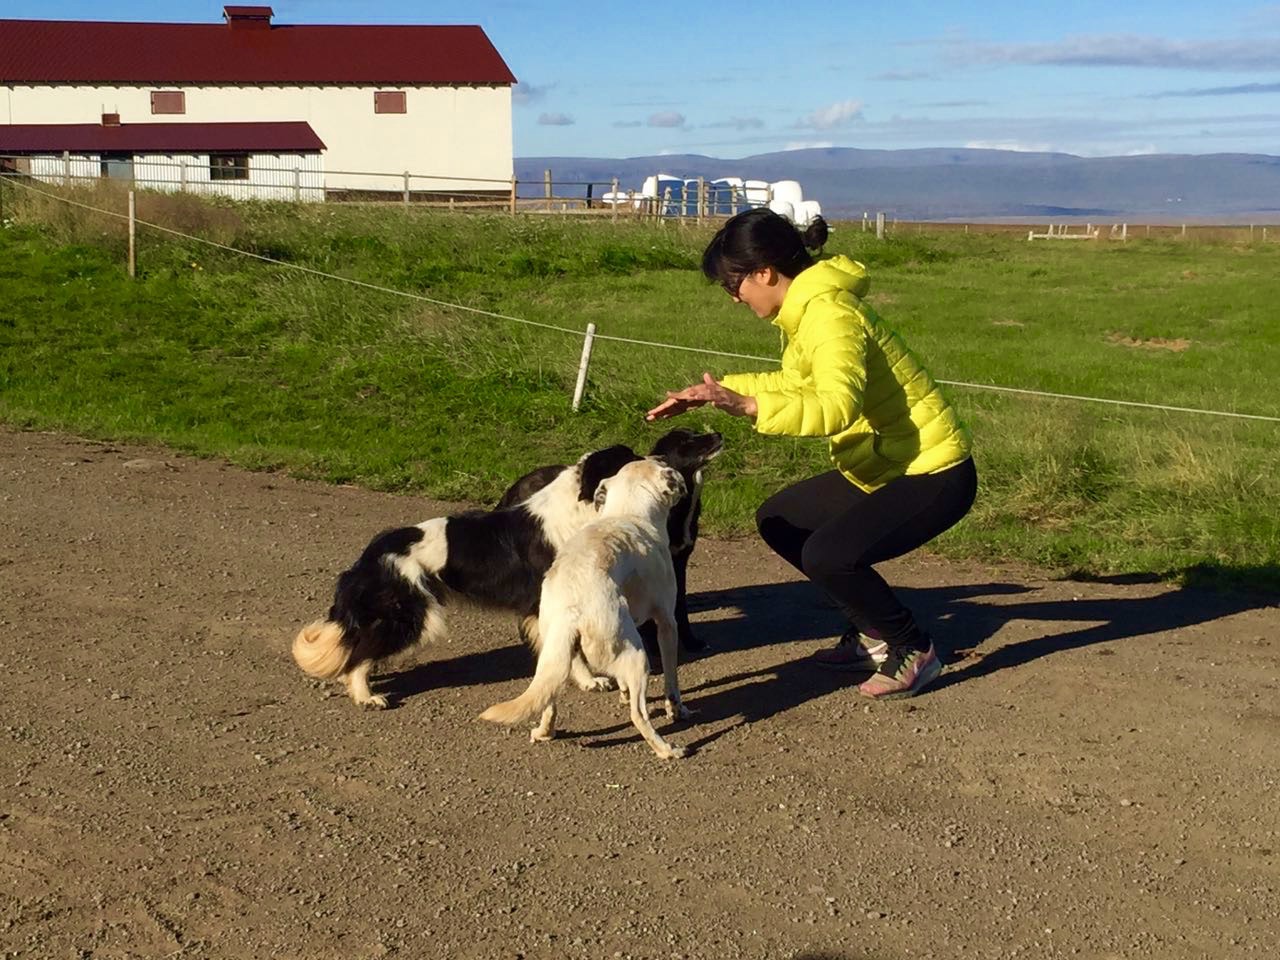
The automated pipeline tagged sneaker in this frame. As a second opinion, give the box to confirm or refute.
[857,643,942,700]
[812,630,889,671]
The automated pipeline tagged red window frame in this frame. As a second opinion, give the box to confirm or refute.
[374,91,407,114]
[150,91,186,115]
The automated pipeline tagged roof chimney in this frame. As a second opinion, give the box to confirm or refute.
[101,112,121,127]
[223,6,274,30]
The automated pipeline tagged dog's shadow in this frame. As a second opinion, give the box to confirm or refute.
[380,640,533,705]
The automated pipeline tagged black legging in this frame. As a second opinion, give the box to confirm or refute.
[756,459,978,651]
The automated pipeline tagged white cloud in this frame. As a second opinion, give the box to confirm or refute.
[648,111,688,129]
[784,140,835,151]
[964,140,1053,152]
[513,82,552,106]
[704,116,765,130]
[537,112,575,126]
[873,70,936,81]
[951,34,1280,71]
[797,99,864,130]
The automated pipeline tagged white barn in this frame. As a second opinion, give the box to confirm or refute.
[0,6,516,200]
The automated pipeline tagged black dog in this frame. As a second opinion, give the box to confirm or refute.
[497,427,724,658]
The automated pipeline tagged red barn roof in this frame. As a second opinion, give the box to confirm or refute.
[0,121,326,153]
[0,10,516,85]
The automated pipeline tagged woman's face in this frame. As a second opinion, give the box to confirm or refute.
[731,267,788,318]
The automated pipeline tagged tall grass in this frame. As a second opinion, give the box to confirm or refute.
[2,179,1277,591]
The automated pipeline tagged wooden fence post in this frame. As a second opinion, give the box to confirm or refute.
[127,190,136,279]
[180,158,188,193]
[876,212,886,239]
[698,176,705,223]
[509,175,517,215]
[403,171,410,206]
[544,169,552,212]
[571,322,597,412]
[293,167,301,203]
[63,150,71,185]
[611,178,619,222]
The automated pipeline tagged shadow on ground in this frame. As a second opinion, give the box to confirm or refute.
[380,575,1272,743]
[672,576,1273,749]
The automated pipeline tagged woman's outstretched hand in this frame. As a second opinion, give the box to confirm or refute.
[646,372,757,421]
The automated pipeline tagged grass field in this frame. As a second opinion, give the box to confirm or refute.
[2,179,1277,590]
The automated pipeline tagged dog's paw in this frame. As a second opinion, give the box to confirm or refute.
[359,694,390,710]
[657,743,688,760]
[530,726,556,743]
[576,675,615,693]
[664,699,693,721]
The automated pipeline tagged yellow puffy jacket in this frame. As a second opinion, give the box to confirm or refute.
[720,255,972,493]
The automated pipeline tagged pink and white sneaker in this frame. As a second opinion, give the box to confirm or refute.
[811,630,889,671]
[857,643,942,700]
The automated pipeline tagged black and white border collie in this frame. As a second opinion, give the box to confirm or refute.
[291,430,721,709]
[497,427,724,656]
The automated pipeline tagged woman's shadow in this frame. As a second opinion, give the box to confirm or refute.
[671,573,1273,750]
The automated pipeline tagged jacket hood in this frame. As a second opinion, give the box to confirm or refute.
[775,255,870,337]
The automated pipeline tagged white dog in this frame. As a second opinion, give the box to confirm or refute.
[479,458,691,759]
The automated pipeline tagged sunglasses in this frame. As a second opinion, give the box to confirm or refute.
[721,273,747,298]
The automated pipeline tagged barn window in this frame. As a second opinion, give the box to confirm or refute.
[150,91,186,115]
[374,91,407,114]
[209,154,250,180]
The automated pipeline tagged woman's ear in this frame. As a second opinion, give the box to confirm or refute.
[759,266,779,287]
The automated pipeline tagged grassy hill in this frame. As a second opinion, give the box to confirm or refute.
[2,180,1277,590]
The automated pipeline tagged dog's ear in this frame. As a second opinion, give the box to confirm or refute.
[592,477,611,510]
[579,445,641,503]
[662,466,687,504]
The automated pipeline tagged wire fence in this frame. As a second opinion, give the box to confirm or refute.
[0,152,770,221]
[2,172,1278,425]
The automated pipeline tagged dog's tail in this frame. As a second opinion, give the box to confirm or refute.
[292,619,352,681]
[479,611,576,726]
[292,522,449,681]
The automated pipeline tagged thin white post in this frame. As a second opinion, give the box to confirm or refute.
[127,190,136,278]
[571,322,597,412]
[1181,223,1187,238]
[180,158,188,193]
[403,171,410,206]
[611,177,619,223]
[63,150,71,185]
[862,211,868,232]
[876,212,886,239]
[509,175,518,216]
[544,169,552,212]
[293,167,301,203]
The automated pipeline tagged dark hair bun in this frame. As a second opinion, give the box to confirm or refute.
[802,216,829,251]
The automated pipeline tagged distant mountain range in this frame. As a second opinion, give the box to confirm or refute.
[515,148,1280,222]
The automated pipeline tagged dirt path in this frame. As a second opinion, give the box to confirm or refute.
[1,427,1276,960]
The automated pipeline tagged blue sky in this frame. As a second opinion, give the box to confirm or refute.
[13,1,1280,159]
